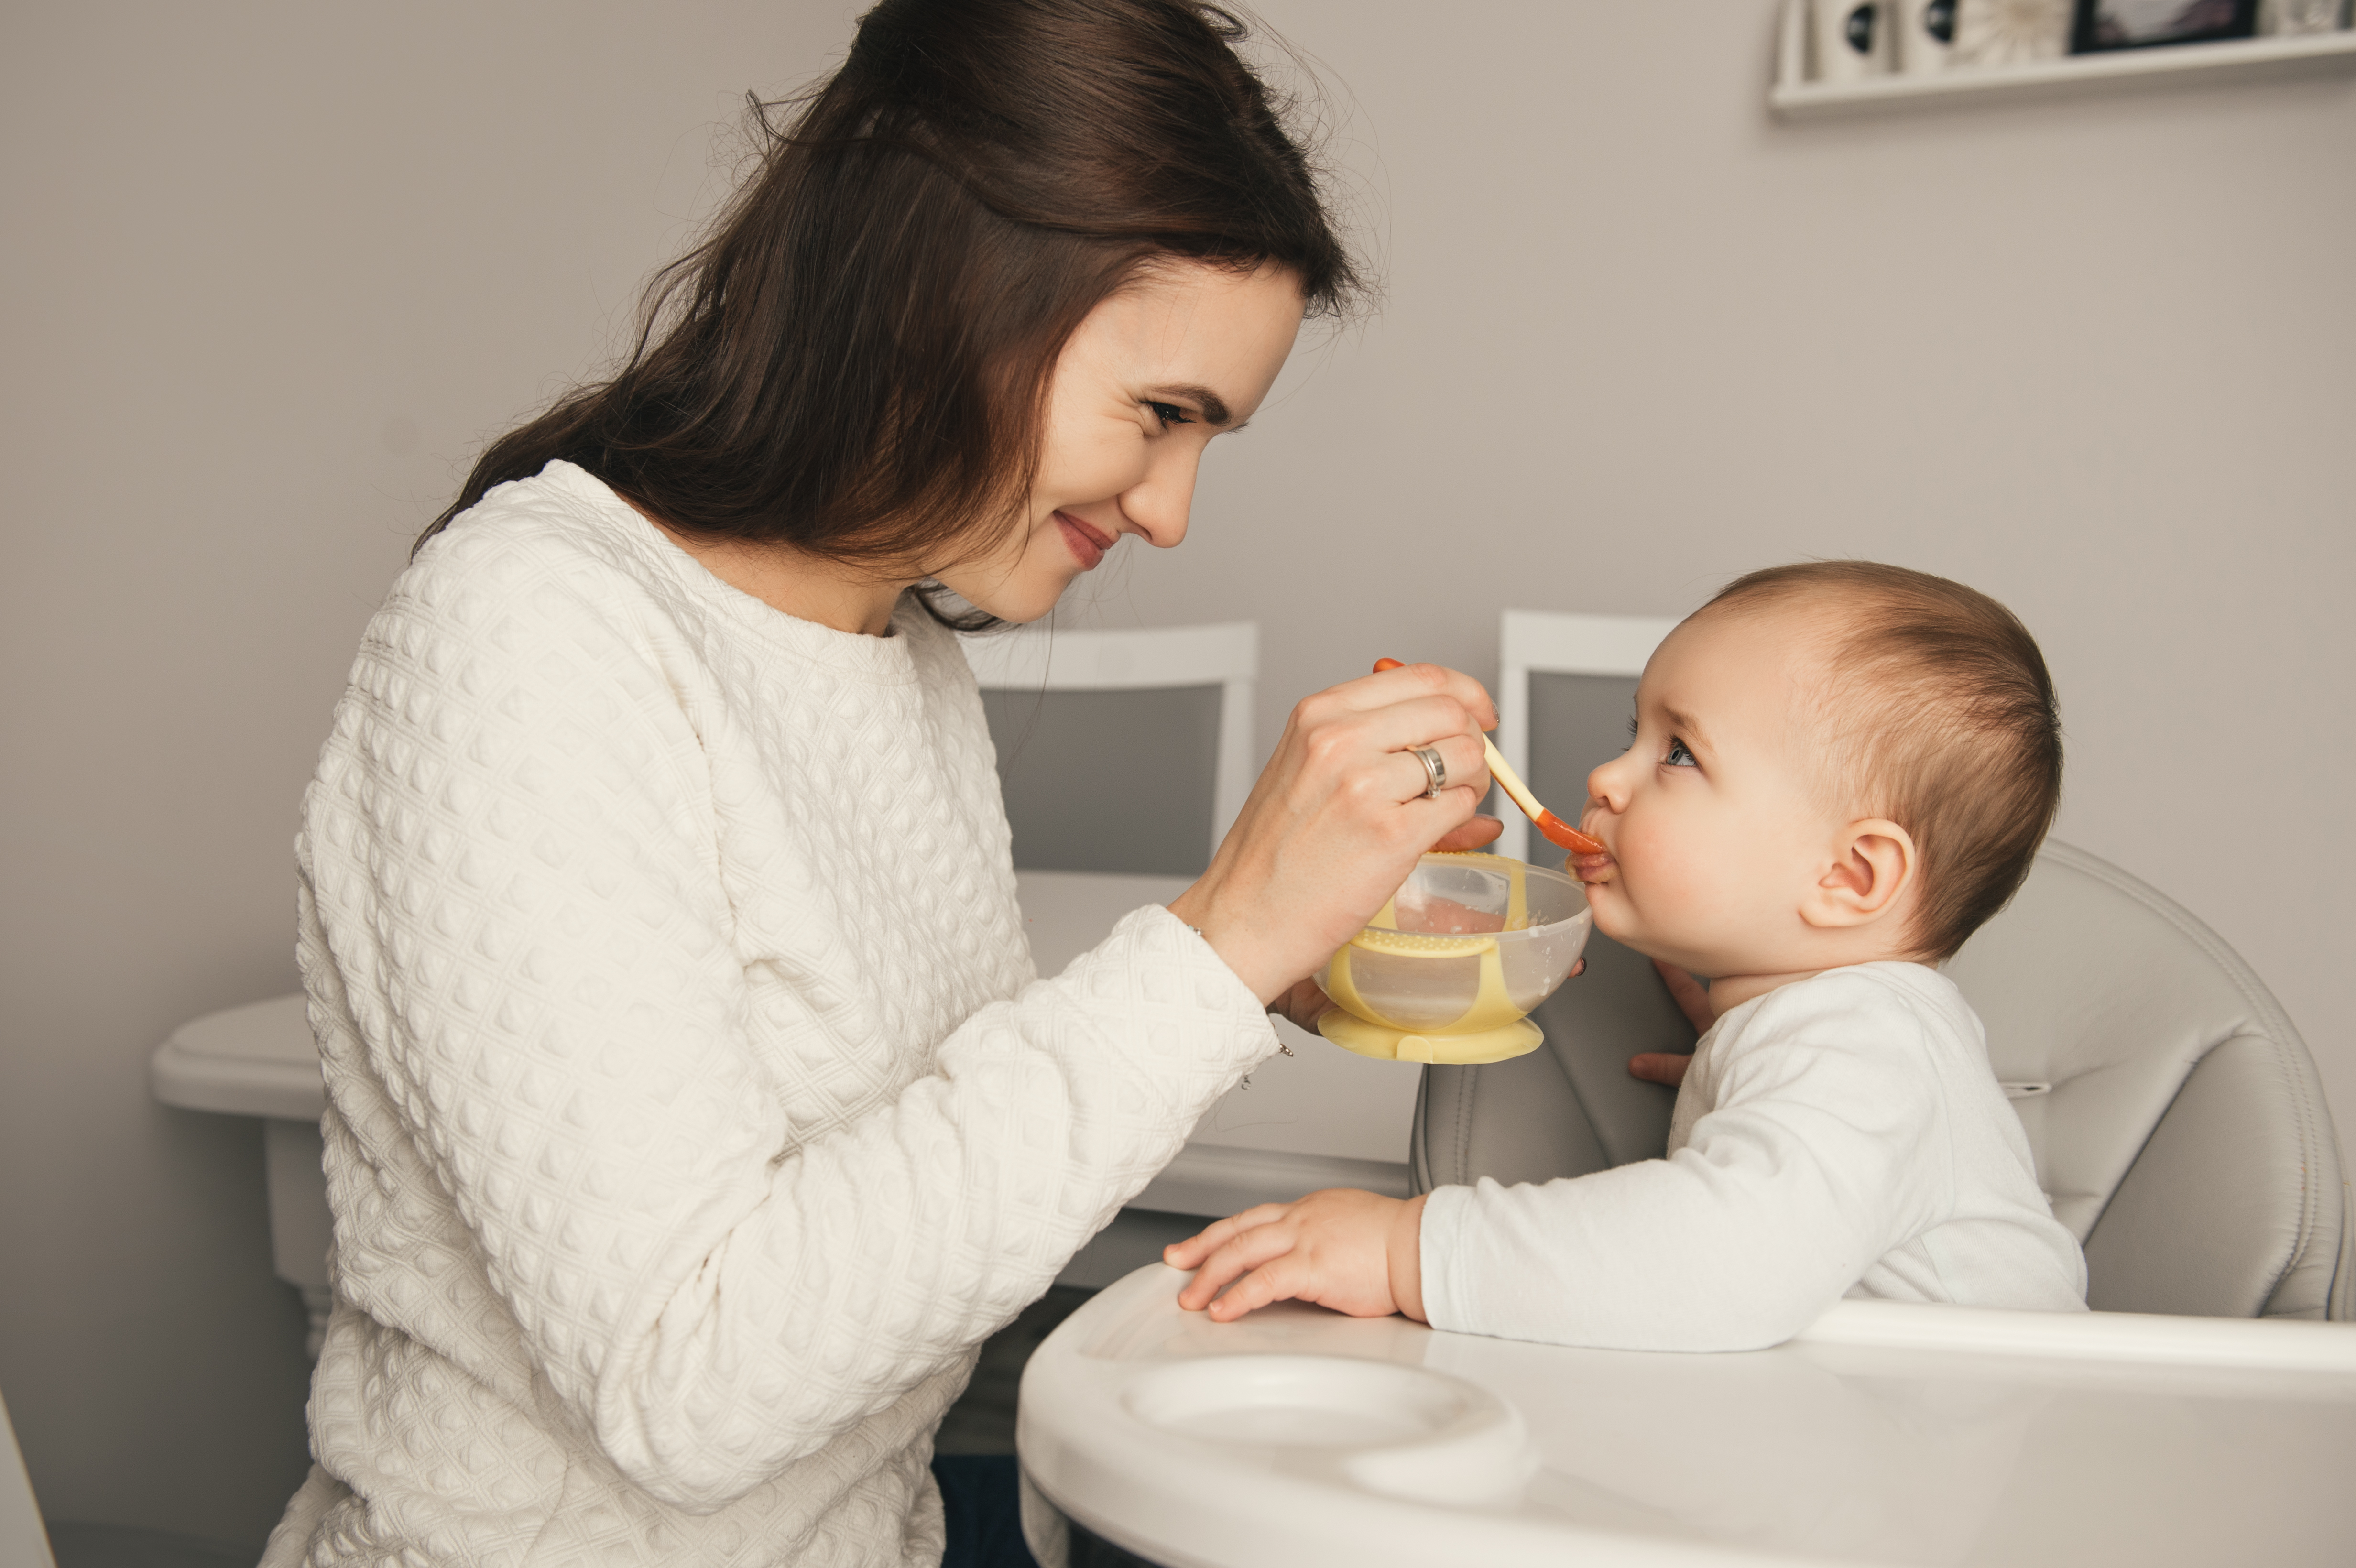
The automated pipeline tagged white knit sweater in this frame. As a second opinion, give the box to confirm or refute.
[265,461,1277,1568]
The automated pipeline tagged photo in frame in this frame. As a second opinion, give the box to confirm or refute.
[2071,0,2259,51]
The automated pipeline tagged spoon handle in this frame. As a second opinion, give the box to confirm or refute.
[1371,658,1606,856]
[1478,734,1548,821]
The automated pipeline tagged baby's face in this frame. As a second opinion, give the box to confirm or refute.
[1572,605,1848,980]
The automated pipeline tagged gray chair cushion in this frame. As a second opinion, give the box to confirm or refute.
[1410,921,1686,1194]
[982,685,1222,876]
[1409,840,2350,1320]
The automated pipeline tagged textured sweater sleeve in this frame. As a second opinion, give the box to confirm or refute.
[1417,977,1951,1351]
[300,540,1275,1512]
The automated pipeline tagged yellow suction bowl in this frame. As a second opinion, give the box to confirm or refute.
[1316,852,1591,1066]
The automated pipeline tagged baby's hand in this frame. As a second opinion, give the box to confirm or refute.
[1626,958,1712,1087]
[1627,1052,1691,1088]
[1165,1188,1428,1323]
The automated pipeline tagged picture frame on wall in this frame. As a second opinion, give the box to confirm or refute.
[2071,0,2260,51]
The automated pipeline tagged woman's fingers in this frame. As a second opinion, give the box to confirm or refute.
[1269,977,1334,1034]
[1427,814,1503,854]
[1333,693,1491,763]
[1339,659,1499,730]
[1385,731,1490,807]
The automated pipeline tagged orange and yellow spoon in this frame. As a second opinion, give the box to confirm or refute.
[1374,658,1607,857]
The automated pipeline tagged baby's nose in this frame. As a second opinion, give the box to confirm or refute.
[1586,756,1630,811]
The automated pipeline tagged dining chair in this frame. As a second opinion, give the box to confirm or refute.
[1,1384,56,1568]
[960,621,1257,876]
[1491,609,1677,864]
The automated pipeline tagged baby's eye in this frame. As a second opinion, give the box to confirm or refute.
[1664,737,1697,768]
[1145,400,1194,428]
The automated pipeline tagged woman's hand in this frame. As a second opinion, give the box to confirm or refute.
[1265,975,1338,1034]
[1169,661,1498,1006]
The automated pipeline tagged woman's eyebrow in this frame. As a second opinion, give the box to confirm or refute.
[1151,383,1237,427]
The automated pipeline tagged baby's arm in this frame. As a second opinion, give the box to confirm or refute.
[1423,980,1946,1350]
[1166,1188,1430,1322]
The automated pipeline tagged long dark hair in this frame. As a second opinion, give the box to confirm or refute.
[418,0,1359,626]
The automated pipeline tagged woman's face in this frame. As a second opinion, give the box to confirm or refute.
[932,261,1305,623]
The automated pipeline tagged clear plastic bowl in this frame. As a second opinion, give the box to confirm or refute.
[1316,852,1592,1064]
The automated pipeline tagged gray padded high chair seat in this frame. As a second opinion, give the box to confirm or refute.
[1409,840,2353,1319]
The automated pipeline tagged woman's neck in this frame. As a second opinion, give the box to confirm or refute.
[631,503,913,636]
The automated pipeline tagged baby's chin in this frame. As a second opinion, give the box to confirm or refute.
[1581,883,1696,970]
[1580,878,1634,941]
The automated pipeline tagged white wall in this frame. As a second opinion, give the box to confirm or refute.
[1,0,2347,1546]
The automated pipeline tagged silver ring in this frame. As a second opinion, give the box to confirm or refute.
[1410,744,1448,799]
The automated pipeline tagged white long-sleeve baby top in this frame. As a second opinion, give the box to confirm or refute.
[1419,961,2086,1351]
[267,461,1277,1568]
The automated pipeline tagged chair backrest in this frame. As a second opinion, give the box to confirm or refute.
[960,622,1256,876]
[0,1385,57,1568]
[1493,610,1676,864]
[1411,839,2353,1320]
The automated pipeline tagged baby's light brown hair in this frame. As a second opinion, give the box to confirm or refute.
[1700,561,2062,962]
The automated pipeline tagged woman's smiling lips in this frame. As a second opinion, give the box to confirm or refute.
[1055,510,1118,570]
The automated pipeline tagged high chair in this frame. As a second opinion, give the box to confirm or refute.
[1412,838,2353,1318]
[1015,849,2356,1568]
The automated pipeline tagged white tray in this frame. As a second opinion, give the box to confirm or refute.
[1018,1263,2356,1568]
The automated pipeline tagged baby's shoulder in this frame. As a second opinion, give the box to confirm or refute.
[1743,961,1964,1034]
[1711,964,1976,1090]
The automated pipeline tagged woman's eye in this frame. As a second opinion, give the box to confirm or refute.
[1664,737,1697,768]
[1145,400,1193,428]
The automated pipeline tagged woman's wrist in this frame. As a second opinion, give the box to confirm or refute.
[1387,1191,1428,1323]
[1168,878,1288,1006]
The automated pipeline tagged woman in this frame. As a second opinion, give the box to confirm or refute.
[266,3,1498,1565]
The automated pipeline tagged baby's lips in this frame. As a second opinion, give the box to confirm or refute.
[1571,849,1615,882]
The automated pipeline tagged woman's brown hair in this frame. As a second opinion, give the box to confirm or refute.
[417,0,1358,626]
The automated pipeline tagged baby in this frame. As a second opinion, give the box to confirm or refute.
[1167,561,2088,1349]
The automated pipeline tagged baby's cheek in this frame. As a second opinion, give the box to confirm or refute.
[1622,827,1712,917]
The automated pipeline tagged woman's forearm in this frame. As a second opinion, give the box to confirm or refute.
[585,907,1274,1503]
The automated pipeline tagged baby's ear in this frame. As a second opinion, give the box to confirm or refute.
[1801,819,1916,931]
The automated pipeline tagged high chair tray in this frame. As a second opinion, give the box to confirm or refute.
[1015,1263,2356,1568]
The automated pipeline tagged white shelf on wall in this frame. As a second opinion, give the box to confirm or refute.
[1771,1,2356,120]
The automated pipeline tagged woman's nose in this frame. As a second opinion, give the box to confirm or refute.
[1120,445,1200,549]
